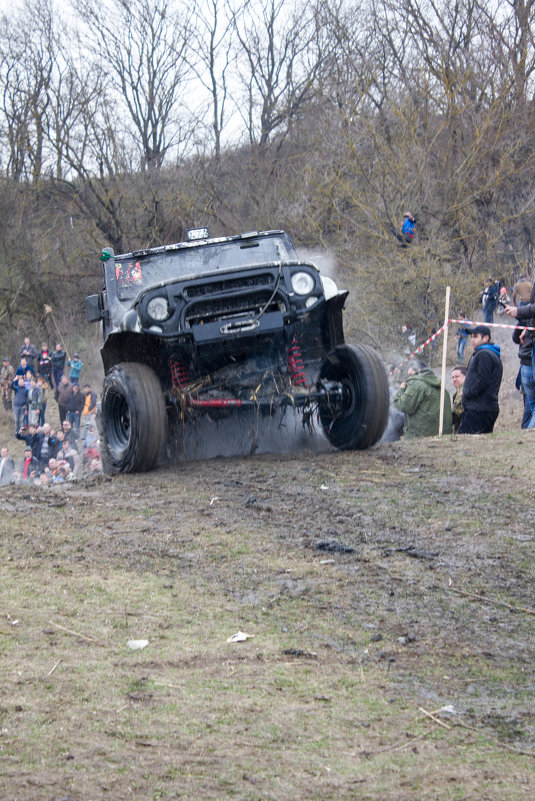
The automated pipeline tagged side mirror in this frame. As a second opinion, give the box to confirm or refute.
[85,294,102,323]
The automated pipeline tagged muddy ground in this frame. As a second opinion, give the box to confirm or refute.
[1,416,535,800]
[1,317,534,799]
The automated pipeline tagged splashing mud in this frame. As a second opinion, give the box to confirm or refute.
[168,407,334,461]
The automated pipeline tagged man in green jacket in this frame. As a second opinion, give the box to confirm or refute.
[393,359,452,439]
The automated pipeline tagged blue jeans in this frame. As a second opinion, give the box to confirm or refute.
[520,364,535,428]
[456,336,468,362]
[483,306,495,324]
[67,410,81,432]
[14,405,26,433]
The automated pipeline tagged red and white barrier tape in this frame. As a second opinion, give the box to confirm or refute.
[389,325,445,374]
[389,316,535,376]
[448,317,535,332]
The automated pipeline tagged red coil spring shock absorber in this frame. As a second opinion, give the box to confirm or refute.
[287,337,307,386]
[170,358,190,389]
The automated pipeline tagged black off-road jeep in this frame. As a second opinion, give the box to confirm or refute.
[86,228,389,473]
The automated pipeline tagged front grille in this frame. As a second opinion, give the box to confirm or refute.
[185,291,284,326]
[184,273,273,299]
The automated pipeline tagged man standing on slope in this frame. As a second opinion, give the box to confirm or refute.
[459,325,503,434]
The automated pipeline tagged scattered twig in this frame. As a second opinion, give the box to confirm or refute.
[418,706,451,730]
[44,659,62,678]
[448,586,535,616]
[49,619,104,646]
[358,727,434,756]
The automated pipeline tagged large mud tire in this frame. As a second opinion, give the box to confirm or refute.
[101,362,166,474]
[318,344,389,450]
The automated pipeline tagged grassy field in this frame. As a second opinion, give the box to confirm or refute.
[1,408,535,800]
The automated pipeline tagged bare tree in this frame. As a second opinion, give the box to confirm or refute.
[75,0,195,170]
[0,0,62,182]
[231,0,323,148]
[189,0,233,164]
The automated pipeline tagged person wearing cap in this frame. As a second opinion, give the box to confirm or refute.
[67,353,83,385]
[13,446,39,484]
[0,357,15,411]
[459,325,503,434]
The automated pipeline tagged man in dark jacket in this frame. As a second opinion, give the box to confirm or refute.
[51,343,66,389]
[66,383,85,432]
[459,326,503,434]
[18,337,38,370]
[481,278,500,324]
[16,423,42,457]
[55,375,73,425]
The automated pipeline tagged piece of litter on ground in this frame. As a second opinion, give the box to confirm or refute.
[209,496,219,506]
[226,631,254,643]
[319,484,329,490]
[127,639,149,650]
[320,559,336,565]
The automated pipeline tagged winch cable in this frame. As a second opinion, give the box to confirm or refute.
[251,262,283,322]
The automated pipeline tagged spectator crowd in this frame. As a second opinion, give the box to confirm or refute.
[392,271,535,440]
[392,323,506,440]
[0,337,102,486]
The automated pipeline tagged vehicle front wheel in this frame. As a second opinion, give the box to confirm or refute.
[318,344,389,450]
[100,362,167,474]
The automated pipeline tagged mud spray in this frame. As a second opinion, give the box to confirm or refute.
[170,408,334,461]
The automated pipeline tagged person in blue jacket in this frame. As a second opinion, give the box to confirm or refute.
[391,211,416,245]
[67,353,83,385]
[401,211,415,242]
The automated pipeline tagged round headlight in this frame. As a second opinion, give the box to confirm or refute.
[291,271,315,295]
[147,296,169,321]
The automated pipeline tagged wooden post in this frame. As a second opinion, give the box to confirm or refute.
[439,286,451,436]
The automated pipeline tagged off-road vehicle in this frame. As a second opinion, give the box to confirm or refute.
[86,228,389,473]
